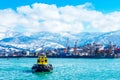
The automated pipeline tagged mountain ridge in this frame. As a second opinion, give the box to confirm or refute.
[0,30,120,51]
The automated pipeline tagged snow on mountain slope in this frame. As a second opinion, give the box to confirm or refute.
[94,30,120,45]
[0,30,120,51]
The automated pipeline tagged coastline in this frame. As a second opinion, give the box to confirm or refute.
[0,55,117,59]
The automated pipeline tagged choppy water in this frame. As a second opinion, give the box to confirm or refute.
[0,58,120,80]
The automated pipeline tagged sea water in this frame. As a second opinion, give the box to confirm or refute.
[0,58,120,80]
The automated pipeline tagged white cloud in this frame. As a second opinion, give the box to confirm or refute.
[0,2,120,34]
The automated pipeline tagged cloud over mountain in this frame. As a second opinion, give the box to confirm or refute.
[0,2,120,35]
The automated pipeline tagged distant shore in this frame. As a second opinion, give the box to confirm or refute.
[0,55,117,58]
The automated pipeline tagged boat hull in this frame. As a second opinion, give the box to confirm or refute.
[31,64,53,73]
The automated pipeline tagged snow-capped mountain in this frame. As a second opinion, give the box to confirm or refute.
[0,30,120,51]
[94,30,120,45]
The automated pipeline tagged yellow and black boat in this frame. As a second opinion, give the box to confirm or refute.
[31,54,53,72]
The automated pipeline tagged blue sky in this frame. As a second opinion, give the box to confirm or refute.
[0,0,120,12]
[0,0,120,36]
